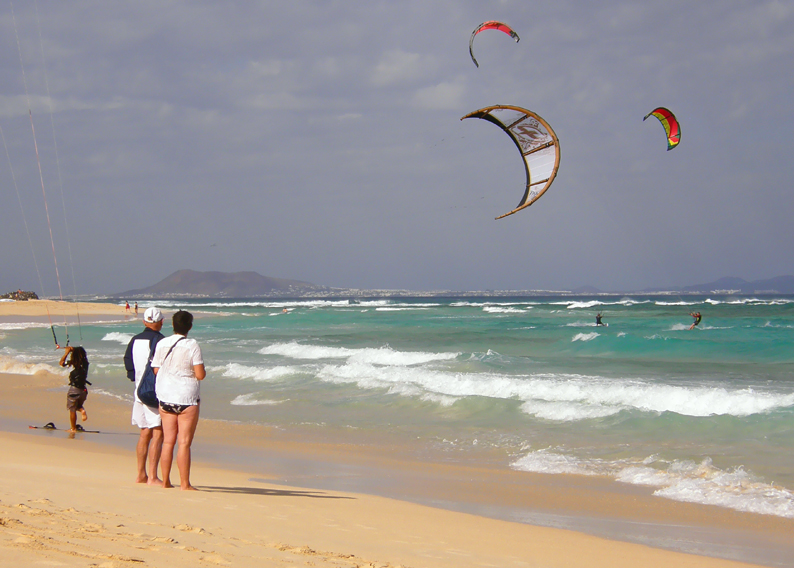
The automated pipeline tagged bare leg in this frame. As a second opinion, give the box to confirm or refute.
[80,408,88,422]
[147,426,164,486]
[136,428,153,483]
[159,410,178,489]
[68,409,77,433]
[176,405,200,490]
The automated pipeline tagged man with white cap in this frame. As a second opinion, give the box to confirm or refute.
[123,307,165,485]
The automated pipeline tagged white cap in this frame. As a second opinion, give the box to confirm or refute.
[143,307,163,323]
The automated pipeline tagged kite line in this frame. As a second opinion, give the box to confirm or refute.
[10,0,72,347]
[33,0,83,341]
[1,124,46,305]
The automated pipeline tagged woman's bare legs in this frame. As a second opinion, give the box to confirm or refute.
[159,410,178,488]
[158,405,200,490]
[175,405,200,490]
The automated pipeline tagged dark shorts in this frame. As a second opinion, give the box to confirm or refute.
[159,402,195,415]
[67,387,88,411]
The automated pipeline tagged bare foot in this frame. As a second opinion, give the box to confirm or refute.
[66,428,77,433]
[80,409,88,421]
[181,485,198,491]
[162,481,174,489]
[135,475,148,484]
[147,478,164,487]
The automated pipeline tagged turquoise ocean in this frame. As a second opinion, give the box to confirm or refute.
[2,295,794,520]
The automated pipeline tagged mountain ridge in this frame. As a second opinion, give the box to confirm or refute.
[113,271,794,298]
[114,269,326,298]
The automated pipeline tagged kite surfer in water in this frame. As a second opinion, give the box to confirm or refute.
[596,313,605,326]
[689,312,702,330]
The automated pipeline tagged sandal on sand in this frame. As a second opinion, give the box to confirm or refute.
[75,424,86,432]
[43,422,56,429]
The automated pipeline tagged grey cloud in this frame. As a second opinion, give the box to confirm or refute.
[1,0,793,296]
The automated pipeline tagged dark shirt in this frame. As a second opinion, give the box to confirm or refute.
[124,327,165,381]
[69,365,91,389]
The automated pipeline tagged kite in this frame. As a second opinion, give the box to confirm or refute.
[461,105,560,220]
[643,107,681,151]
[469,21,520,68]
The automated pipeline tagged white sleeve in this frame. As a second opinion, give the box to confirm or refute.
[190,341,203,366]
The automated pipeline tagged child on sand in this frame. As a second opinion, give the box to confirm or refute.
[59,346,91,432]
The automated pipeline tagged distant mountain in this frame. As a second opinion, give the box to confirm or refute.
[679,275,794,294]
[115,269,326,298]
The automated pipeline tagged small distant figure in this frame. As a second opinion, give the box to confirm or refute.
[282,308,288,313]
[596,312,605,326]
[125,300,131,313]
[134,302,139,317]
[59,346,91,433]
[689,312,702,330]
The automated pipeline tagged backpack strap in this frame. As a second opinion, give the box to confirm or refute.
[157,337,185,372]
[147,334,162,363]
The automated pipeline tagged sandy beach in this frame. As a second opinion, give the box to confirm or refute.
[1,301,792,567]
[0,299,129,318]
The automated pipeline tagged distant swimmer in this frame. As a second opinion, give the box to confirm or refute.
[596,313,605,326]
[689,312,702,330]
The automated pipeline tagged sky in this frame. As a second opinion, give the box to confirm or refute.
[1,0,793,296]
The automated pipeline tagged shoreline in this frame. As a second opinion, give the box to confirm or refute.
[1,367,792,567]
[0,430,765,568]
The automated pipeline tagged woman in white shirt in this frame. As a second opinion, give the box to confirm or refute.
[152,310,205,490]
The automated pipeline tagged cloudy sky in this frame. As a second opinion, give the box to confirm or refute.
[1,0,792,295]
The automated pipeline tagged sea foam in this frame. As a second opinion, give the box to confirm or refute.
[259,342,459,366]
[314,361,794,421]
[0,321,52,330]
[101,332,134,345]
[231,393,285,406]
[512,452,794,518]
[219,363,302,382]
[0,355,63,376]
[571,333,599,342]
[483,306,526,314]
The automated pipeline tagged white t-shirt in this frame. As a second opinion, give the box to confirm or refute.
[152,334,204,405]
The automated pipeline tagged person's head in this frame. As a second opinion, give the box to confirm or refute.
[143,307,164,331]
[172,310,193,335]
[69,346,88,369]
